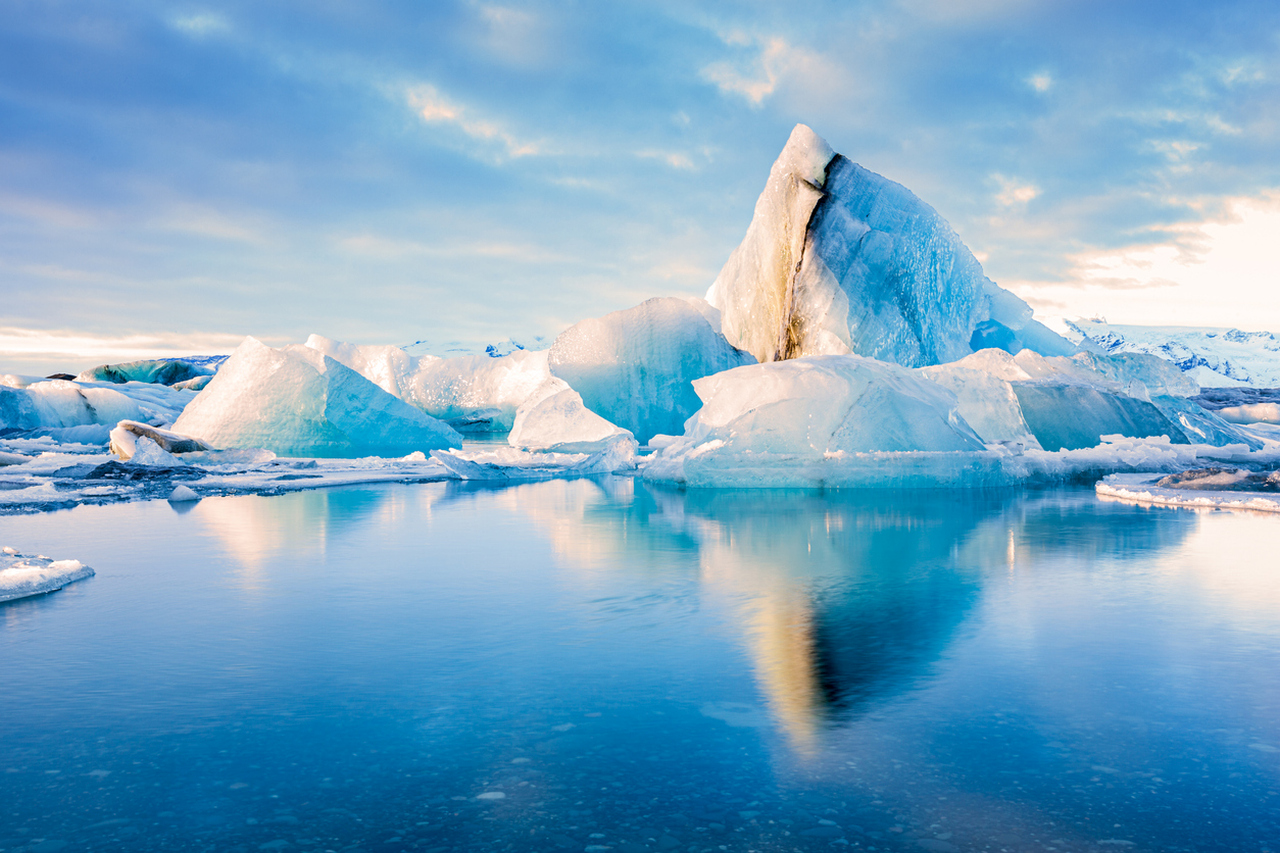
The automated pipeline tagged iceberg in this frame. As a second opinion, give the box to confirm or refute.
[707,124,1072,368]
[173,337,464,458]
[643,355,987,486]
[547,297,755,445]
[507,378,634,453]
[1,547,94,603]
[76,357,222,387]
[305,335,550,432]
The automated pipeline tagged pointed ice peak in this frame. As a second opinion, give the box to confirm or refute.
[774,124,835,189]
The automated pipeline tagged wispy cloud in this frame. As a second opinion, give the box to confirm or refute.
[1027,72,1052,93]
[636,149,697,170]
[168,12,231,37]
[701,31,849,110]
[993,175,1040,207]
[405,84,542,159]
[0,327,248,365]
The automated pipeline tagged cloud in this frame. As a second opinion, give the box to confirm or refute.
[1005,192,1280,329]
[993,176,1040,206]
[636,149,696,170]
[405,84,542,159]
[1027,72,1052,93]
[700,33,846,108]
[0,327,248,366]
[168,12,231,37]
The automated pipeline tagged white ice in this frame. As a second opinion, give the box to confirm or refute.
[0,547,95,602]
[1097,472,1280,513]
[173,337,464,458]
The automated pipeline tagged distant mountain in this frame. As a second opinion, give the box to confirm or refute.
[1059,319,1280,388]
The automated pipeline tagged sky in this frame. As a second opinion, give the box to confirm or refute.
[2,0,1279,374]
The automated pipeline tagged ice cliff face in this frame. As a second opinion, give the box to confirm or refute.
[707,124,1072,368]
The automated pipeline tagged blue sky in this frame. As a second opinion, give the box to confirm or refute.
[3,0,1279,373]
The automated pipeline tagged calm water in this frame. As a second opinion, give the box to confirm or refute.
[2,479,1279,853]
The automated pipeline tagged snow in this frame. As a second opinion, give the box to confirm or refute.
[1061,319,1280,387]
[305,334,551,432]
[546,297,755,444]
[1,547,94,603]
[173,337,465,458]
[507,378,634,452]
[707,123,1072,368]
[1097,473,1280,513]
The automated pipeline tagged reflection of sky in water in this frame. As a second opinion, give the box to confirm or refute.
[1,481,1278,852]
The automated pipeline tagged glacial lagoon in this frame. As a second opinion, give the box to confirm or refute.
[2,481,1279,853]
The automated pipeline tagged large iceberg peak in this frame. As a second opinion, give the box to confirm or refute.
[708,124,1072,369]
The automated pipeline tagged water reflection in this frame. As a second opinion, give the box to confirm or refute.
[510,484,1199,753]
[186,479,1200,753]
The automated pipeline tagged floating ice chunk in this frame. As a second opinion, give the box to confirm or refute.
[547,297,755,444]
[508,378,633,452]
[1097,472,1280,513]
[306,334,551,432]
[1,549,95,602]
[173,337,464,458]
[110,420,213,460]
[1011,384,1187,451]
[707,124,1071,367]
[167,484,200,502]
[432,436,635,481]
[127,436,184,467]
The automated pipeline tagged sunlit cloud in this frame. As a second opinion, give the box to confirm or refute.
[405,84,542,159]
[1007,192,1280,329]
[0,327,248,367]
[993,175,1040,207]
[636,149,696,170]
[1027,72,1052,93]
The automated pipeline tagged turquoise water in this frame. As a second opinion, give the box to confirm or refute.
[2,480,1279,853]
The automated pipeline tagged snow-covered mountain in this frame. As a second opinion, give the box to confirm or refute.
[1058,319,1280,388]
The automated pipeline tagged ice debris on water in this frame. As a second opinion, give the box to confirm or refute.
[168,485,201,503]
[1,547,95,602]
[5,123,1280,505]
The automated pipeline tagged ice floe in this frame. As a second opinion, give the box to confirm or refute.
[1,547,94,603]
[1097,472,1280,513]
